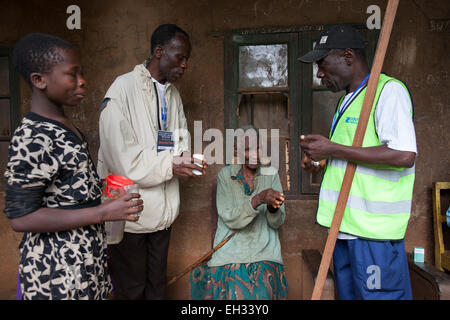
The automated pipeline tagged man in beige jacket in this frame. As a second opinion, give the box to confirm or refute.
[97,24,205,299]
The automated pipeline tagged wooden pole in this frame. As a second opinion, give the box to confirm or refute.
[311,0,400,300]
[167,231,236,286]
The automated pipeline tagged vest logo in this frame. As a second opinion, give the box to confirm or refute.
[345,117,359,124]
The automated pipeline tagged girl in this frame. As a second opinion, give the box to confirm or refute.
[3,33,143,299]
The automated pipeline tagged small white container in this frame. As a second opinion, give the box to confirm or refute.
[192,154,204,175]
[413,247,425,263]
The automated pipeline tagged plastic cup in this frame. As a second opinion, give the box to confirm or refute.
[192,154,204,175]
[103,175,139,245]
[124,184,140,218]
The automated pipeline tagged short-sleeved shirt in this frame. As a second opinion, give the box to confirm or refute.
[3,112,111,300]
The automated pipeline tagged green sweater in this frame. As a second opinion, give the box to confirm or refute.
[208,164,285,267]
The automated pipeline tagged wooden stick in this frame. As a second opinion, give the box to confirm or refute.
[311,0,400,300]
[167,231,236,286]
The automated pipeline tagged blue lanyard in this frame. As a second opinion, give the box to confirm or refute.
[152,79,168,131]
[160,91,167,130]
[330,73,370,136]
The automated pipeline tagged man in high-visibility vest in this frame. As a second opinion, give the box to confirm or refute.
[299,25,417,300]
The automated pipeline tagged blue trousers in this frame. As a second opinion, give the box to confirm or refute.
[333,238,413,300]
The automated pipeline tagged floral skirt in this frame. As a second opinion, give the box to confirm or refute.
[190,261,288,300]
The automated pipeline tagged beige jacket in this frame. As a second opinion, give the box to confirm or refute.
[97,63,190,233]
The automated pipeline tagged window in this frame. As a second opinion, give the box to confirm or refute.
[0,47,20,190]
[222,25,378,199]
[238,44,288,88]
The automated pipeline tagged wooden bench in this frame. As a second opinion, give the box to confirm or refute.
[408,253,450,300]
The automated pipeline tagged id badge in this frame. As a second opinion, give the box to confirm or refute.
[157,130,174,153]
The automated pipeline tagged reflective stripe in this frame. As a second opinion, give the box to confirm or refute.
[328,158,415,183]
[319,188,412,214]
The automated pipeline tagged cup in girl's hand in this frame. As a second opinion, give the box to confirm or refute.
[103,175,140,244]
[192,154,204,175]
[124,183,140,218]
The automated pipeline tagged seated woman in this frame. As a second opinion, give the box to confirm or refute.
[191,125,288,300]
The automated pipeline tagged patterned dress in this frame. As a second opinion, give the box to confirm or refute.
[3,112,112,300]
[190,261,288,300]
